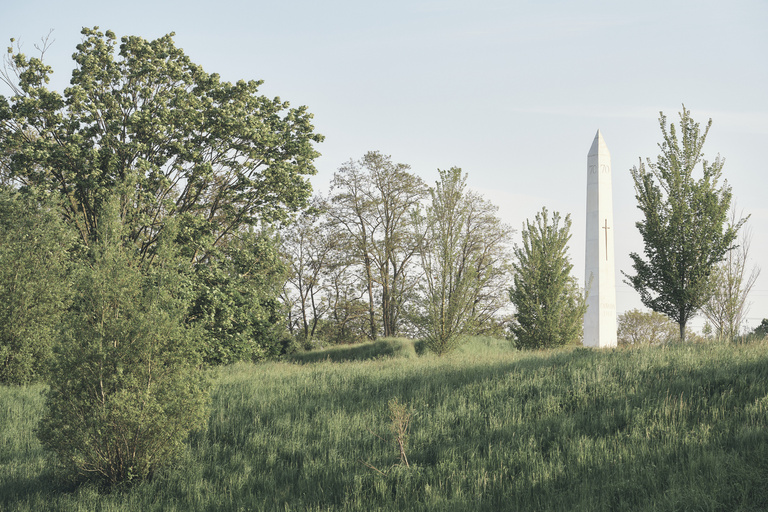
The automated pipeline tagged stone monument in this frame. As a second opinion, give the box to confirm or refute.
[584,130,617,347]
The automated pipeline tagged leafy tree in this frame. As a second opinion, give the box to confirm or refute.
[37,201,208,485]
[318,236,370,344]
[1,28,322,363]
[328,151,427,339]
[0,27,322,260]
[415,168,513,354]
[617,309,678,346]
[188,229,289,365]
[280,197,335,343]
[624,107,742,342]
[509,208,586,349]
[750,319,768,340]
[279,196,372,346]
[0,189,74,384]
[701,208,760,341]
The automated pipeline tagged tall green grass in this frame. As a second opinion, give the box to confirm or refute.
[2,340,767,511]
[289,337,418,364]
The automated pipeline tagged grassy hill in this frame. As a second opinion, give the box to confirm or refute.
[2,338,767,511]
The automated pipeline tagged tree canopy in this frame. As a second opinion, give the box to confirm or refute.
[623,107,741,341]
[415,167,513,354]
[0,27,323,263]
[509,208,586,349]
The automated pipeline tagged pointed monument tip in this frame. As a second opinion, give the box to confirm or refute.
[588,129,609,157]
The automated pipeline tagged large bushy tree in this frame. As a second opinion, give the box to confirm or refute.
[624,107,741,342]
[509,208,586,349]
[0,27,322,259]
[1,27,321,363]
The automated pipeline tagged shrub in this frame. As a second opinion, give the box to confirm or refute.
[36,209,209,485]
[617,309,678,346]
[749,319,768,340]
[289,338,417,364]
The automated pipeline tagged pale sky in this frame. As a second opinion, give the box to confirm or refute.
[3,0,767,332]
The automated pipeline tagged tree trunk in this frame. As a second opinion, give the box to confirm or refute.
[364,254,377,341]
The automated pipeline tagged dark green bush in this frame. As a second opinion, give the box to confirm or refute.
[36,209,209,485]
[187,229,289,365]
[289,338,417,364]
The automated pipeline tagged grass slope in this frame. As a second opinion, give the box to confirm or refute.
[1,339,767,511]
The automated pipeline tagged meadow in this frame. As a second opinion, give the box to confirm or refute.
[1,337,767,511]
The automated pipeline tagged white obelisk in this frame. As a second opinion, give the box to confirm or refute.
[584,130,617,348]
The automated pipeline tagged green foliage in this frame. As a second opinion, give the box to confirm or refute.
[509,208,586,349]
[624,107,741,341]
[4,341,768,510]
[750,319,768,340]
[328,151,428,339]
[701,211,760,341]
[189,229,289,365]
[1,27,321,365]
[0,26,322,259]
[415,168,513,355]
[288,337,417,364]
[0,190,74,384]
[617,309,679,346]
[36,206,209,485]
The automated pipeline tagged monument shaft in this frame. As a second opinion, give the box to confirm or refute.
[584,130,617,347]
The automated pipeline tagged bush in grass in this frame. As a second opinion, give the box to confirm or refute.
[617,309,679,346]
[0,190,74,384]
[749,319,768,340]
[289,338,417,364]
[36,207,209,486]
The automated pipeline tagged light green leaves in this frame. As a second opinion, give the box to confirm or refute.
[509,208,586,349]
[624,107,741,341]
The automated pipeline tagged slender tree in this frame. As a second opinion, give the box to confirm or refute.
[701,208,760,340]
[624,107,742,341]
[321,239,370,344]
[281,197,335,342]
[416,168,513,354]
[328,158,379,339]
[509,208,586,349]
